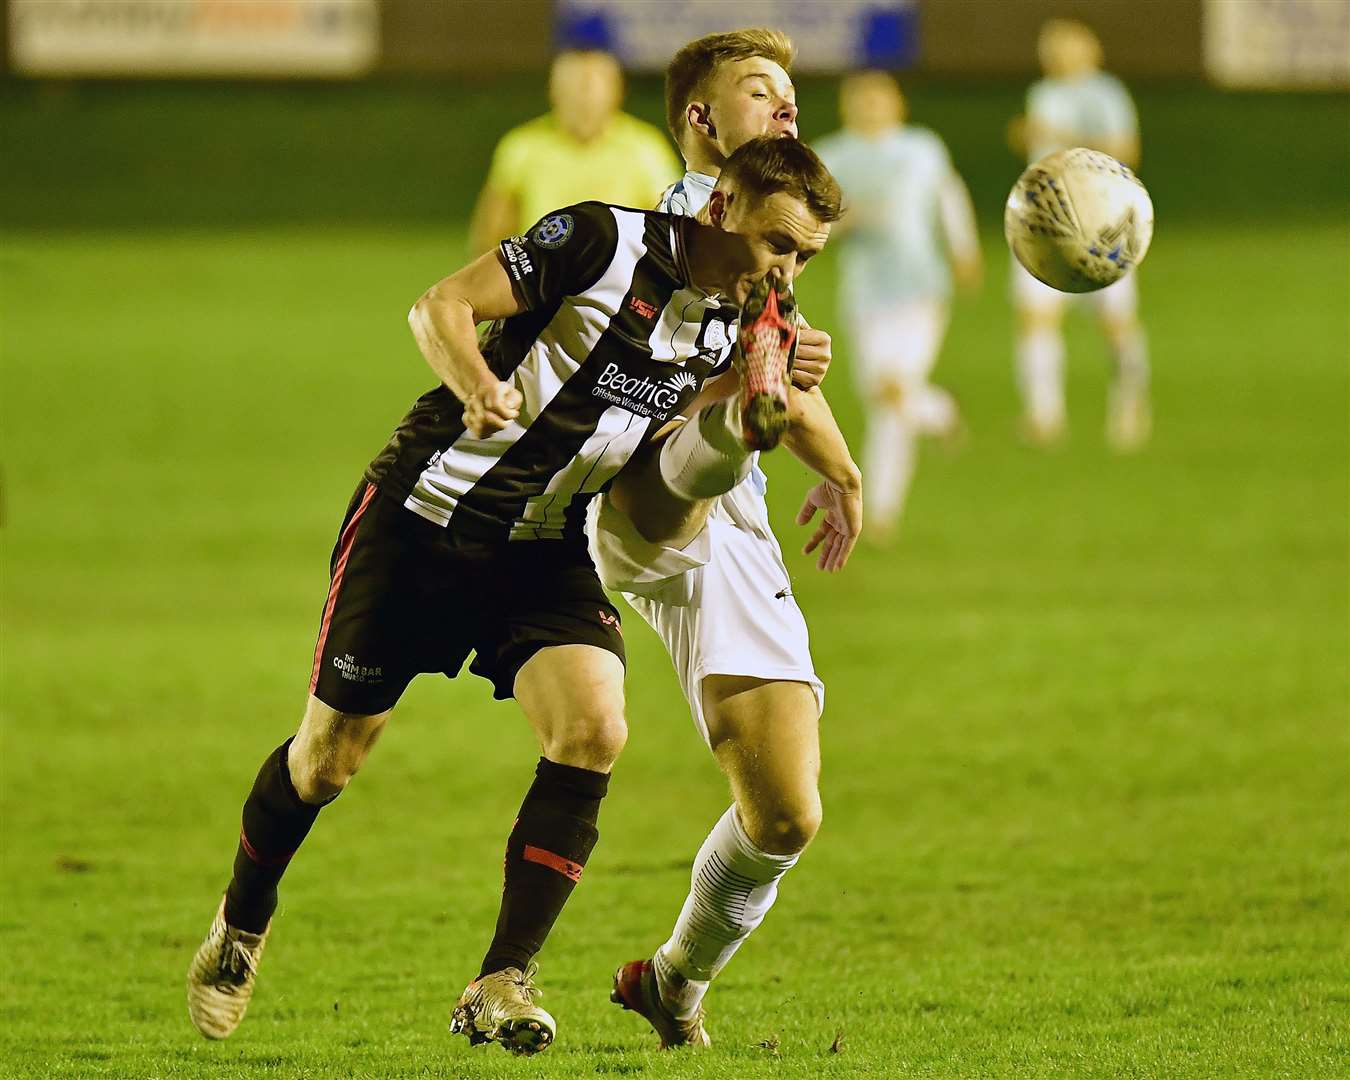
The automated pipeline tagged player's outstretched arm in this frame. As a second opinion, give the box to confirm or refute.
[784,387,863,572]
[408,253,527,437]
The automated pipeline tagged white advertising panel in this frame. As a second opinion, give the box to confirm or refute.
[1205,0,1350,89]
[10,0,380,78]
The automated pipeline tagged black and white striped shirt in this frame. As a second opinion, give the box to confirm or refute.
[366,202,737,545]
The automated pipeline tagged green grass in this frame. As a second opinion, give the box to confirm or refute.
[2,210,1347,1079]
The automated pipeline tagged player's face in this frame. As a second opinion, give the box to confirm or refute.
[1038,23,1101,77]
[712,189,830,306]
[700,57,798,159]
[550,52,623,142]
[840,74,905,133]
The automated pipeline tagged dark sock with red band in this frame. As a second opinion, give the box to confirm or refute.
[224,738,324,934]
[479,756,610,978]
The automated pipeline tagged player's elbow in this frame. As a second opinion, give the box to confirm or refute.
[409,282,464,337]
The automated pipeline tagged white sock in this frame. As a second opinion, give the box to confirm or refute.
[1016,327,1066,432]
[864,407,918,529]
[655,806,799,1019]
[658,396,752,501]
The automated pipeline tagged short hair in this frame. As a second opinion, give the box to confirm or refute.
[719,136,843,224]
[665,28,796,146]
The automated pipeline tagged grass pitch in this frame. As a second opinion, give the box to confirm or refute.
[2,211,1346,1079]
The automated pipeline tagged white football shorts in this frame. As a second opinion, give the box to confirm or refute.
[1012,258,1138,318]
[591,490,824,746]
[848,299,949,394]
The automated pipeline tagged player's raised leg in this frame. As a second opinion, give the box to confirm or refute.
[658,273,798,508]
[613,676,821,1047]
[450,643,626,1055]
[187,697,389,1039]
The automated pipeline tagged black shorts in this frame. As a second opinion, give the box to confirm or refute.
[308,481,625,714]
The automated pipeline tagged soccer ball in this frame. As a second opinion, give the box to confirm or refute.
[1004,148,1154,293]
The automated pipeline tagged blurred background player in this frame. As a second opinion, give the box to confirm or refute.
[468,48,680,253]
[816,71,981,540]
[1008,18,1151,451]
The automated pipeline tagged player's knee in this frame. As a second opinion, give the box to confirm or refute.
[751,795,822,855]
[1018,308,1056,335]
[1102,317,1140,351]
[288,744,357,803]
[875,380,906,409]
[289,706,385,803]
[545,713,628,771]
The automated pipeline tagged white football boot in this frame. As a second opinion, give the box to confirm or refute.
[450,963,556,1055]
[186,897,270,1039]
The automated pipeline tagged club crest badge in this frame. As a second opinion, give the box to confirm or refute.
[532,213,574,249]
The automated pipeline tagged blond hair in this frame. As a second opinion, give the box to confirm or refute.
[665,28,795,146]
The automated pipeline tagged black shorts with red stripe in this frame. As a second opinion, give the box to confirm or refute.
[308,481,625,715]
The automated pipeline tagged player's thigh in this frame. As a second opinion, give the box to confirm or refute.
[309,481,456,717]
[707,675,820,810]
[1093,273,1140,338]
[606,436,715,551]
[514,644,627,772]
[1011,260,1067,330]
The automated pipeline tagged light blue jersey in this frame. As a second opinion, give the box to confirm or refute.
[815,125,974,313]
[658,170,715,216]
[1026,72,1138,163]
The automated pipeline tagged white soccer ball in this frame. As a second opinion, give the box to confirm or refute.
[1004,148,1154,293]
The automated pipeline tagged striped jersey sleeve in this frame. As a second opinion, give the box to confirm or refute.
[499,203,619,311]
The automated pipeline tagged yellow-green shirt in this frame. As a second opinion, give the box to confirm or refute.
[485,112,681,228]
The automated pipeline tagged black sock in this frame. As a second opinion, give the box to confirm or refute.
[479,757,610,978]
[224,738,324,934]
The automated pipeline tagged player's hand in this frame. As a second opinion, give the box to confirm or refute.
[796,477,862,573]
[792,326,833,390]
[463,380,522,438]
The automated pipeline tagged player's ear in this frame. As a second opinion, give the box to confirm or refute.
[707,188,727,226]
[686,102,716,141]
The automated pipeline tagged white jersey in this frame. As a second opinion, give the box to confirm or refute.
[655,170,776,542]
[1026,71,1138,163]
[815,125,977,313]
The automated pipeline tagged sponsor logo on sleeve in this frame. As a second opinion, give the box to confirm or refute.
[500,236,534,281]
[531,213,574,249]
